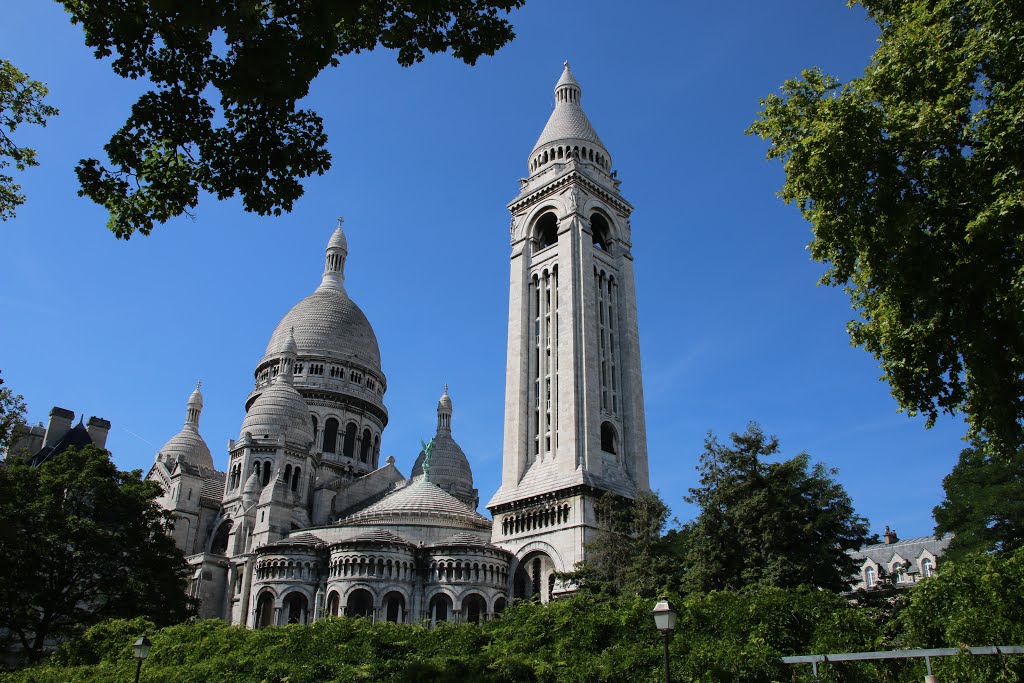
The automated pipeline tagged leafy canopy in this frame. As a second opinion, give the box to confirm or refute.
[933,437,1024,560]
[562,490,686,599]
[681,422,869,594]
[57,0,524,238]
[0,369,28,456]
[0,445,192,663]
[748,0,1024,456]
[0,60,59,221]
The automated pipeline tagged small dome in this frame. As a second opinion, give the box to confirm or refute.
[438,384,452,411]
[157,429,214,469]
[411,432,475,505]
[327,223,348,252]
[239,379,313,447]
[262,288,382,371]
[188,383,203,408]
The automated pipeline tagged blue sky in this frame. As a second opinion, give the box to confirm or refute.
[1,1,967,538]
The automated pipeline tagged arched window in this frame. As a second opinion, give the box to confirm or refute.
[262,460,272,486]
[865,566,877,587]
[590,212,611,250]
[600,421,617,454]
[360,428,371,463]
[326,591,340,617]
[255,592,275,628]
[311,415,318,438]
[283,592,308,625]
[284,464,292,483]
[383,592,405,623]
[254,461,262,480]
[429,593,452,627]
[921,558,934,577]
[210,520,232,556]
[343,423,357,459]
[323,418,339,454]
[534,212,558,250]
[347,589,374,619]
[291,467,301,492]
[493,597,507,616]
[463,594,486,624]
[373,434,381,468]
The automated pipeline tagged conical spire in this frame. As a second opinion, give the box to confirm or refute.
[185,381,203,431]
[320,216,348,291]
[437,384,452,433]
[529,62,611,172]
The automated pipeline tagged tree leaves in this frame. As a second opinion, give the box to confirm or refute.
[749,0,1024,457]
[0,445,192,664]
[0,60,59,220]
[57,0,524,238]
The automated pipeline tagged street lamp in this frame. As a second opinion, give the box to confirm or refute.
[652,598,677,683]
[132,635,152,683]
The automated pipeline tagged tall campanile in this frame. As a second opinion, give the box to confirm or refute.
[487,63,650,600]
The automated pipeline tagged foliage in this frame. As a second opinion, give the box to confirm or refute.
[0,445,192,663]
[681,423,868,594]
[1,589,888,683]
[564,490,685,599]
[0,370,27,457]
[0,60,59,221]
[57,0,524,238]
[934,437,1024,560]
[748,0,1024,457]
[901,548,1024,680]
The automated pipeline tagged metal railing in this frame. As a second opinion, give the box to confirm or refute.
[781,645,1024,680]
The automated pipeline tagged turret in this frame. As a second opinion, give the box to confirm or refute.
[320,217,348,291]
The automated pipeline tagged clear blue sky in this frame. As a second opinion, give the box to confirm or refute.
[1,1,967,538]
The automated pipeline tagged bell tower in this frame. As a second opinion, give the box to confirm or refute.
[487,63,650,599]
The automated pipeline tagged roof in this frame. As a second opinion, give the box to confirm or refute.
[262,283,381,371]
[345,529,411,545]
[259,531,325,553]
[158,427,213,469]
[174,461,225,501]
[432,532,490,547]
[31,422,94,467]
[847,534,953,574]
[239,378,313,446]
[531,64,607,158]
[343,476,490,527]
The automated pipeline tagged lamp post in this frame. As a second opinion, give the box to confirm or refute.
[132,635,152,683]
[652,598,677,683]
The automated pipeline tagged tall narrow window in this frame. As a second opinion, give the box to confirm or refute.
[323,418,338,454]
[360,428,371,463]
[343,423,357,459]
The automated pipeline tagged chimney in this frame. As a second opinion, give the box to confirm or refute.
[883,526,898,545]
[86,416,111,450]
[42,407,75,449]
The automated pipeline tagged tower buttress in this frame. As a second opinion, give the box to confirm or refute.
[487,64,651,599]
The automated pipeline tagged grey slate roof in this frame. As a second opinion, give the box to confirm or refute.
[847,534,953,575]
[30,422,93,467]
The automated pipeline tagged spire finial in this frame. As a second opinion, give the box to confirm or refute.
[337,215,344,229]
[564,60,569,69]
[443,383,448,394]
[196,380,202,391]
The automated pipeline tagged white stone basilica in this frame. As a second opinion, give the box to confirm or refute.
[147,63,650,626]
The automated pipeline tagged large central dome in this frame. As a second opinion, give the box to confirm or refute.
[263,288,381,371]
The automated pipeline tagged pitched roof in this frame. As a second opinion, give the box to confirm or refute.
[343,476,489,528]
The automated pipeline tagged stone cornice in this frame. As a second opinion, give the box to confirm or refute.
[508,168,633,219]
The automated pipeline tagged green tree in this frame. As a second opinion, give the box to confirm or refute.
[681,423,868,594]
[0,370,27,456]
[748,1,1024,457]
[901,548,1024,680]
[57,0,524,239]
[934,438,1024,560]
[563,490,686,598]
[0,60,59,221]
[0,445,191,663]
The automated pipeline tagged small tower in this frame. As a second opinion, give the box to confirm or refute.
[487,64,651,600]
[321,217,348,291]
[185,382,203,432]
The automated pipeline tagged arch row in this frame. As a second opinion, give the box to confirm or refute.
[320,417,381,465]
[427,560,509,587]
[330,555,415,581]
[255,359,385,397]
[501,503,571,536]
[530,144,610,173]
[254,558,322,582]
